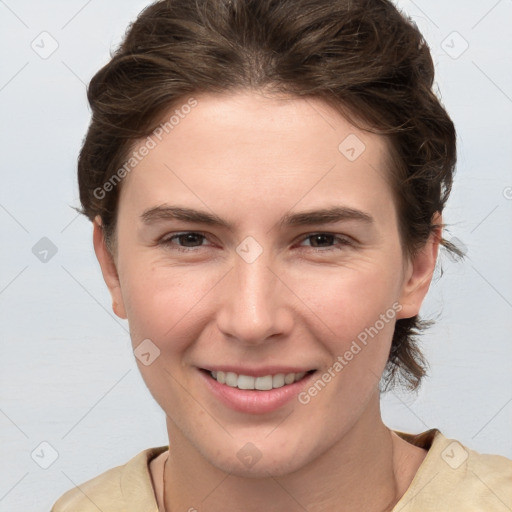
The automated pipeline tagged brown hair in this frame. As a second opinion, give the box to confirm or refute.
[78,0,462,390]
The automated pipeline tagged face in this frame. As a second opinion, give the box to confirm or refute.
[94,91,438,477]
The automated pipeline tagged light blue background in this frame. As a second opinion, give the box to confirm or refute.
[1,1,511,510]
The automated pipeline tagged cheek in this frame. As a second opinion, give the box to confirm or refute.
[289,260,402,337]
[119,260,223,349]
[118,263,221,409]
[286,259,403,394]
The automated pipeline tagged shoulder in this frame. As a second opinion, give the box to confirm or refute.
[462,441,512,506]
[393,429,512,511]
[51,446,168,512]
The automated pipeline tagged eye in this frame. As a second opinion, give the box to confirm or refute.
[157,231,353,254]
[298,233,353,251]
[159,231,209,251]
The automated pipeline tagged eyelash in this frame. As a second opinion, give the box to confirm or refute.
[158,231,354,253]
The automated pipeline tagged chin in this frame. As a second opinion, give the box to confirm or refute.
[211,450,311,479]
[196,431,320,478]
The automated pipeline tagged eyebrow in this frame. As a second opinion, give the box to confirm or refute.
[140,205,374,229]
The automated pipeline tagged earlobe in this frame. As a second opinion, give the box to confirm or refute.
[92,216,127,319]
[397,214,442,319]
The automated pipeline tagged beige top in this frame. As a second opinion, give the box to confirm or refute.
[51,429,512,511]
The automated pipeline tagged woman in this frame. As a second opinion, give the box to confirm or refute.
[52,0,512,510]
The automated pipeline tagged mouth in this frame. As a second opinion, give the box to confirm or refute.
[199,367,318,414]
[201,368,316,390]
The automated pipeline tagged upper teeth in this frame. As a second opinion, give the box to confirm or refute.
[210,371,307,390]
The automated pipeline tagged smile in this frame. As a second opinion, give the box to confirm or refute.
[209,370,313,390]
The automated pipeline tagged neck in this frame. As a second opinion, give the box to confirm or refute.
[159,399,425,512]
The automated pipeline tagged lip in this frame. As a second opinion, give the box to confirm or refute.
[199,368,317,414]
[201,365,315,377]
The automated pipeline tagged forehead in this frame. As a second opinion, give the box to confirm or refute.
[119,91,395,224]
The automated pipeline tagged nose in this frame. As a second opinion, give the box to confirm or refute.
[215,249,293,346]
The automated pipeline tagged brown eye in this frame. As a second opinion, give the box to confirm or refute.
[308,234,336,247]
[175,233,205,247]
[160,232,208,251]
[299,233,353,250]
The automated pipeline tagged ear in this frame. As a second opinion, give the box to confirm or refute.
[396,213,442,319]
[92,216,127,319]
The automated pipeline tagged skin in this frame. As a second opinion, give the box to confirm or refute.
[94,91,440,512]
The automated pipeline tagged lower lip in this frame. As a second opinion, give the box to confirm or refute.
[199,370,316,414]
